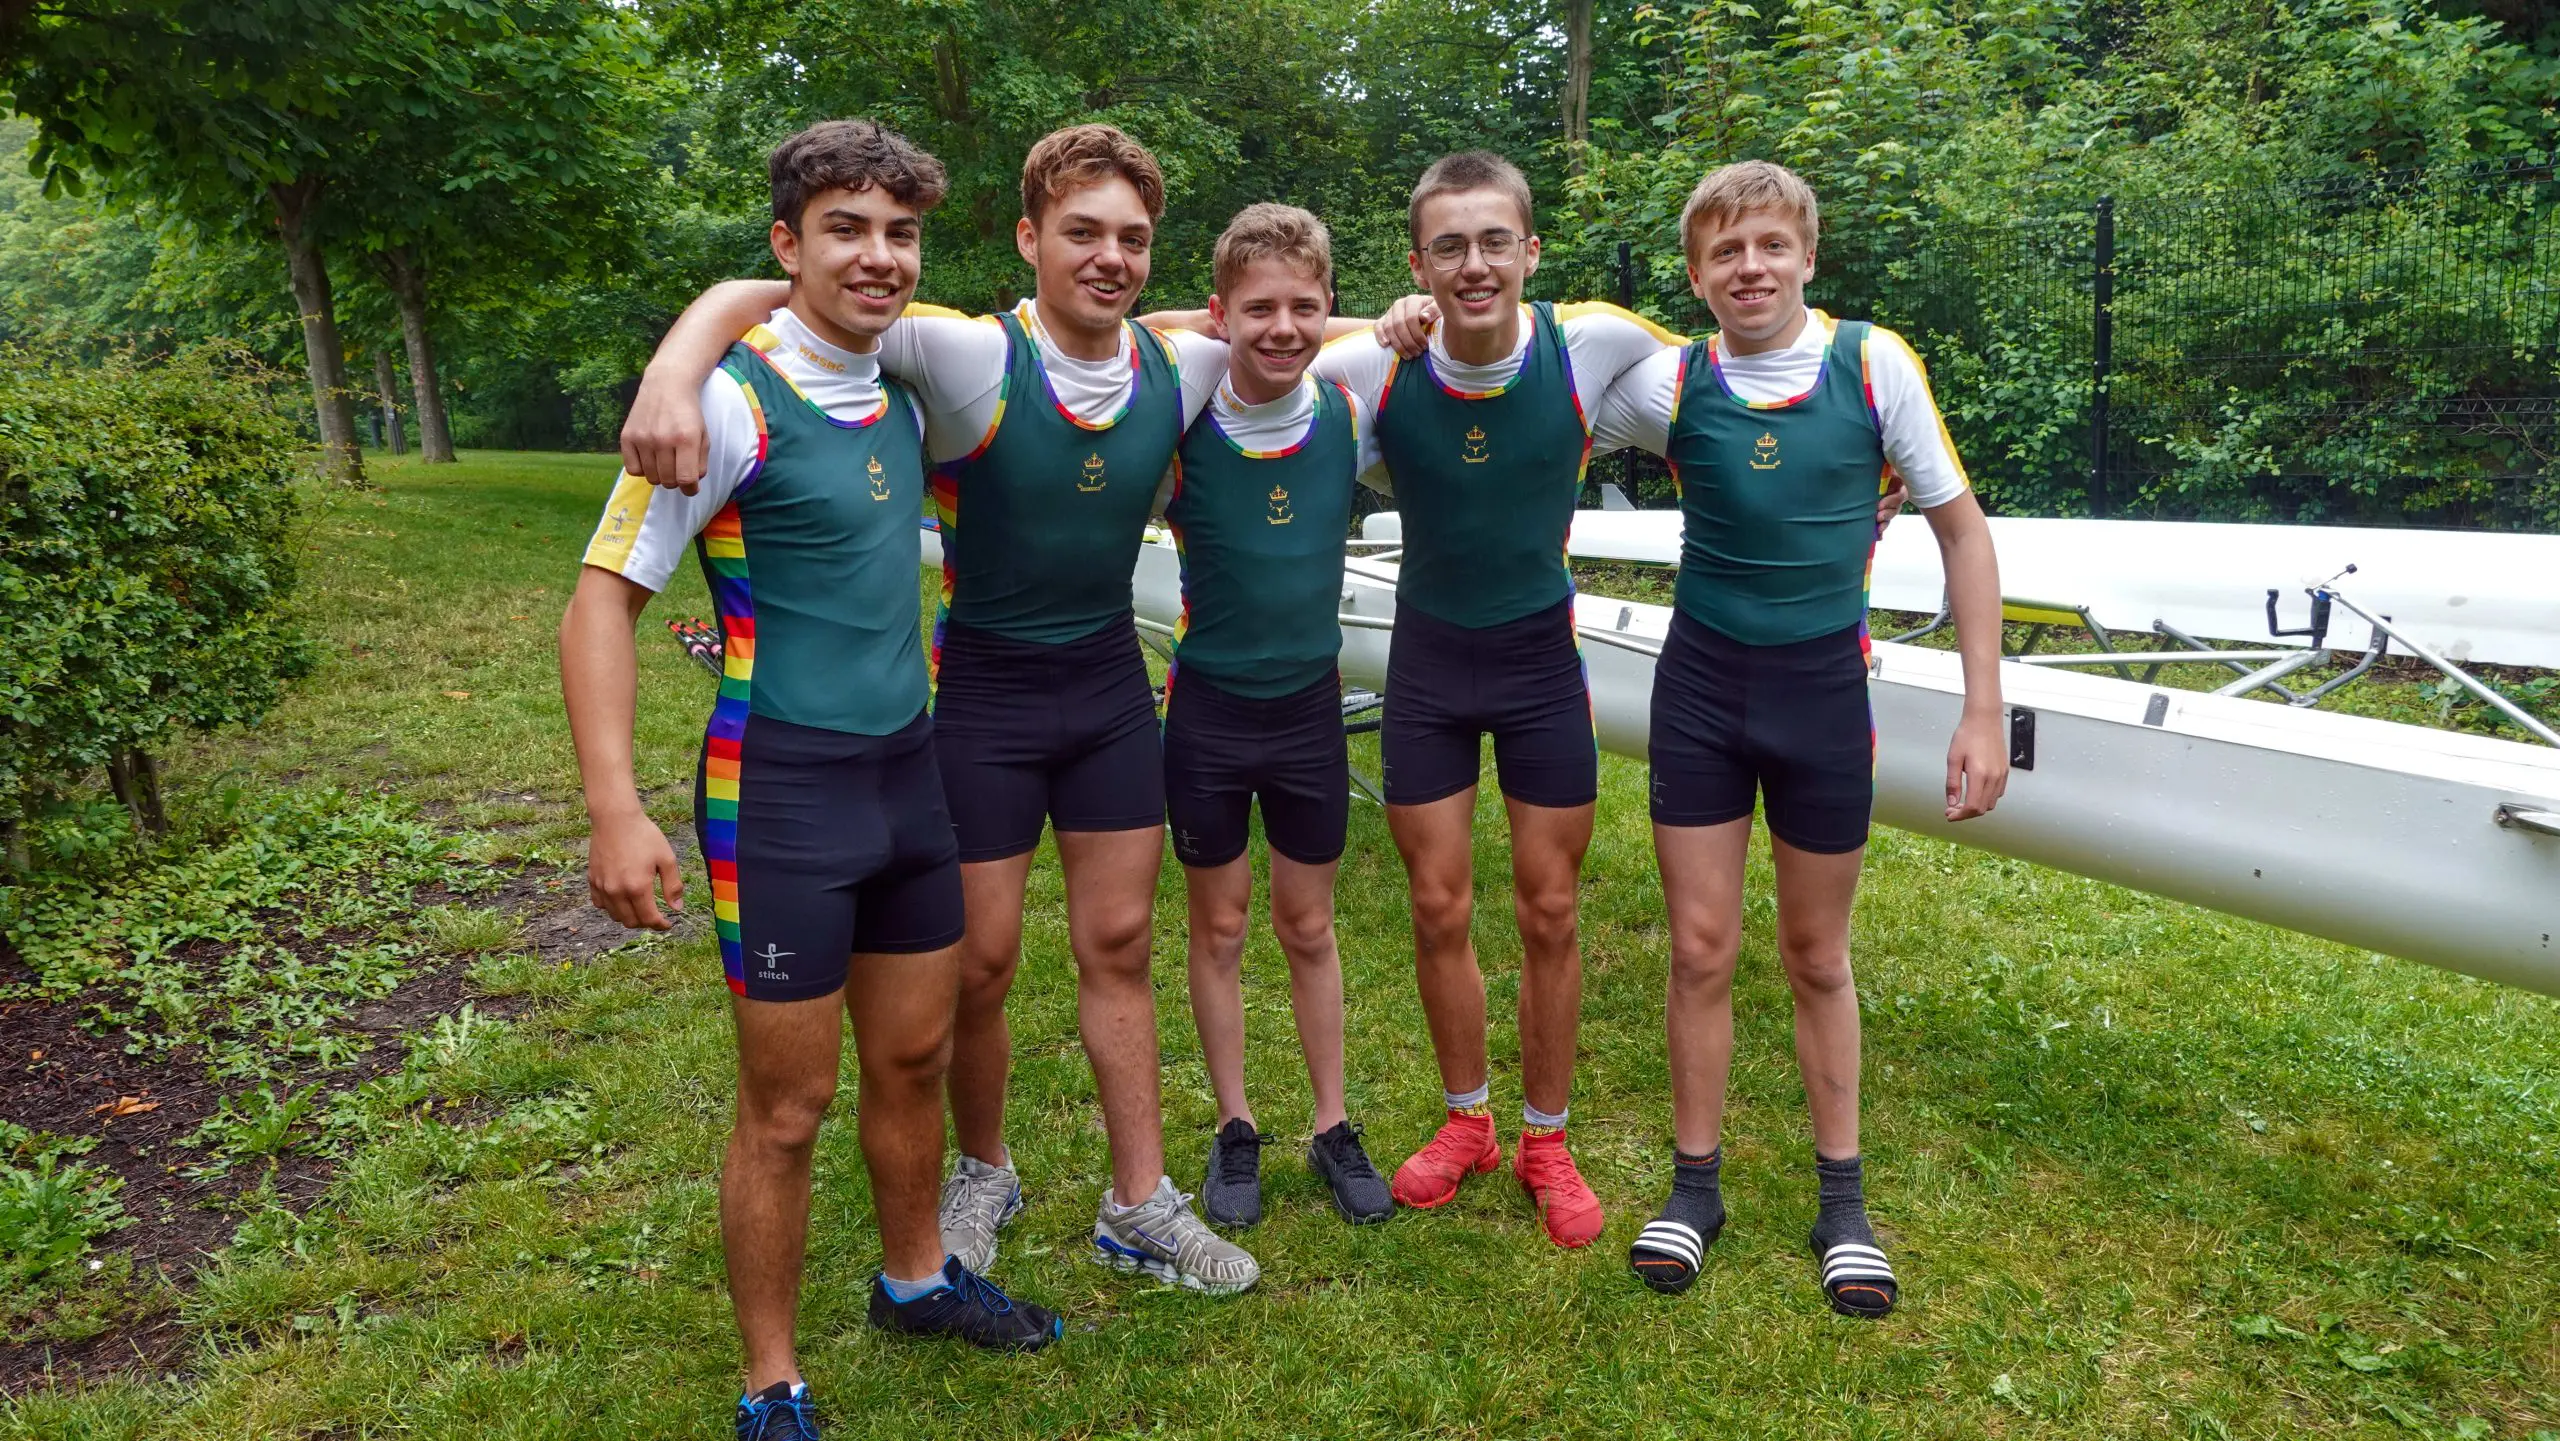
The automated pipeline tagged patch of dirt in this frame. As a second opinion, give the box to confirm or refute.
[0,859,693,1394]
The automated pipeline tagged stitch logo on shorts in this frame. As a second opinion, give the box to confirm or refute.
[752,942,796,980]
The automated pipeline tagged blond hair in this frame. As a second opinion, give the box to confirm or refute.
[1679,160,1820,264]
[1407,150,1534,245]
[1020,124,1167,226]
[1212,203,1333,296]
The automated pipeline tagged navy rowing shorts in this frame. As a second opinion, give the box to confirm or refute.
[1163,669,1348,868]
[932,615,1166,863]
[1648,610,1874,854]
[694,709,965,1003]
[1380,596,1596,809]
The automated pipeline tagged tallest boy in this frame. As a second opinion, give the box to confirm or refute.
[624,125,1265,1295]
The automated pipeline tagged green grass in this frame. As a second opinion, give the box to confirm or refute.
[8,450,2559,1439]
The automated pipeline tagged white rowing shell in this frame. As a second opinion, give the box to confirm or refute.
[1537,510,2560,670]
[1128,533,2560,997]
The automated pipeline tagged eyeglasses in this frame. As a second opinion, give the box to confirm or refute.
[1423,230,1524,270]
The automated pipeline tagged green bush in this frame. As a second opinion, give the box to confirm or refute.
[0,343,318,841]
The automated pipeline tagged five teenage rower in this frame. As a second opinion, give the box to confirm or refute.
[587,116,2005,1414]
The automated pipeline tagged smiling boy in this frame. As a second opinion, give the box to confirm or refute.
[1299,151,1683,1250]
[1159,204,1395,1229]
[1589,160,2008,1314]
[562,121,1062,1441]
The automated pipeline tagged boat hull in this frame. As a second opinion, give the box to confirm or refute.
[1132,538,2560,996]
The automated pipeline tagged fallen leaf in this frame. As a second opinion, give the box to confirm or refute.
[29,1049,42,1060]
[444,690,472,699]
[93,1096,159,1117]
[510,614,529,621]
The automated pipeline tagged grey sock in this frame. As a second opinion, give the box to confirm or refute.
[1661,1146,1726,1234]
[1811,1152,1876,1252]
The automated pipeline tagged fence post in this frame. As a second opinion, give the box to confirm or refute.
[1615,240,1639,504]
[2090,196,2114,518]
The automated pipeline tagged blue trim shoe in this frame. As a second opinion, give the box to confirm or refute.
[866,1256,1063,1352]
[736,1380,819,1440]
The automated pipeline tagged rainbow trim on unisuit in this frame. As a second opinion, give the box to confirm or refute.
[1021,301,1143,431]
[1205,379,1326,460]
[738,324,889,429]
[1704,309,1836,409]
[698,378,771,996]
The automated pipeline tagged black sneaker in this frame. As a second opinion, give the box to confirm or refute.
[736,1380,820,1440]
[865,1256,1062,1352]
[1202,1117,1264,1227]
[1308,1120,1396,1224]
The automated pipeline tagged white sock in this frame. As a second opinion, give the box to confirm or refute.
[1445,1083,1491,1112]
[1524,1101,1569,1131]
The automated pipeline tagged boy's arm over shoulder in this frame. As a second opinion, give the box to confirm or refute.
[877,304,1007,418]
[586,371,759,592]
[1309,326,1394,411]
[1155,327,1231,428]
[1864,325,1970,509]
[1555,301,1688,407]
[1588,343,1683,459]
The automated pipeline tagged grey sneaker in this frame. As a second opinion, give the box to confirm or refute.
[938,1153,1022,1275]
[1308,1120,1395,1225]
[1090,1176,1260,1295]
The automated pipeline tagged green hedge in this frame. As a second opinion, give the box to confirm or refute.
[0,345,317,839]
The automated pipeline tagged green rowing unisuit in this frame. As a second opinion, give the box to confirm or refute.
[1664,319,1890,646]
[704,337,930,735]
[1165,380,1359,697]
[1372,300,1588,629]
[930,312,1183,645]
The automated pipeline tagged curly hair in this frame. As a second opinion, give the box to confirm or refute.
[769,120,948,229]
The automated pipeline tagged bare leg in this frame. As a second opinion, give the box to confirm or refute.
[1771,837,1867,1159]
[723,990,845,1394]
[843,945,961,1282]
[1057,824,1169,1206]
[1505,797,1594,1118]
[947,852,1033,1167]
[1268,852,1348,1133]
[1387,790,1485,1097]
[1182,855,1255,1129]
[1655,818,1753,1156]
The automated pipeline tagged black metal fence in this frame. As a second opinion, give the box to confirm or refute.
[1536,157,2560,530]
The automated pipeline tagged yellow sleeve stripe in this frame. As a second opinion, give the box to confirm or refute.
[1320,324,1378,351]
[1554,300,1688,347]
[900,301,975,322]
[1873,326,1973,492]
[582,472,657,573]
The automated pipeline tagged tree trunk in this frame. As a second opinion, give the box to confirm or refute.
[372,347,407,456]
[106,749,167,835]
[269,176,366,485]
[1564,0,1595,177]
[384,245,456,463]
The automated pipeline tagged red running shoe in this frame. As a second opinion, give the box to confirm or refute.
[1514,1130,1605,1248]
[1390,1111,1502,1209]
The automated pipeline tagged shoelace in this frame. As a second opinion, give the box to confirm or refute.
[739,1389,816,1441]
[1215,1129,1262,1188]
[1319,1126,1382,1182]
[953,1170,1012,1228]
[950,1265,1018,1317]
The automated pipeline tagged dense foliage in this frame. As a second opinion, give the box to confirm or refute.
[4,0,2554,521]
[0,345,318,836]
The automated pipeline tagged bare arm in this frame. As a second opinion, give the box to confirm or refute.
[1925,490,2008,821]
[620,279,792,493]
[560,565,686,928]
